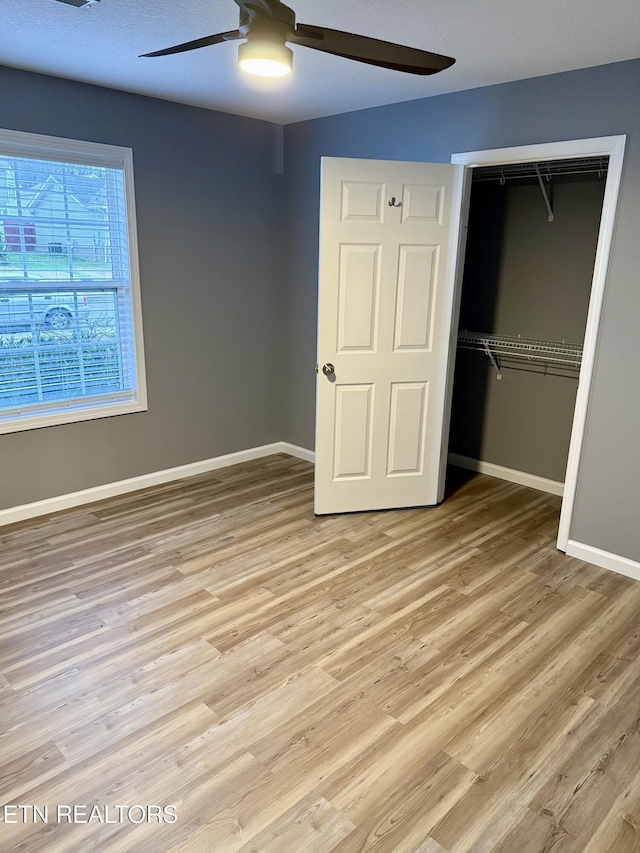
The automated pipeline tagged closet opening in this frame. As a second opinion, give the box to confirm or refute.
[445,154,609,540]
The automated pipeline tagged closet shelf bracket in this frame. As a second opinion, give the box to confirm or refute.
[535,164,554,222]
[482,339,502,380]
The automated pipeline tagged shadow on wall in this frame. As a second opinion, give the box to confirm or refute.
[448,181,509,462]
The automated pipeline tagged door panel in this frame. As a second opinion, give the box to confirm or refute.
[333,384,374,479]
[315,157,466,515]
[337,244,380,352]
[341,181,385,221]
[387,382,429,476]
[401,183,445,223]
[393,245,439,351]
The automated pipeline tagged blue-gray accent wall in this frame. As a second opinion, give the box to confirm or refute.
[0,64,284,509]
[282,59,640,561]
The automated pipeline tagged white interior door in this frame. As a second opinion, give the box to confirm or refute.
[315,157,467,515]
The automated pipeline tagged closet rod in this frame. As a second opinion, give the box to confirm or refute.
[473,167,608,183]
[473,163,607,183]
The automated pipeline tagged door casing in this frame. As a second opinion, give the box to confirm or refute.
[448,136,627,552]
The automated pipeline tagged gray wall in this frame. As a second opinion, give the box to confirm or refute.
[0,65,283,509]
[449,176,604,482]
[281,59,640,561]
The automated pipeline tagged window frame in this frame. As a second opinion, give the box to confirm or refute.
[0,128,147,435]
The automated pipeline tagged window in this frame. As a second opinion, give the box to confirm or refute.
[0,129,146,434]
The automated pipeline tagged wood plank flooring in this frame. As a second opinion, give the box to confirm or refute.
[1,454,640,852]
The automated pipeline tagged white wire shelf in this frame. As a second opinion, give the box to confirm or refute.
[457,331,583,379]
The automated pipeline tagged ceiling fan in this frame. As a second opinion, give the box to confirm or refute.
[141,0,455,79]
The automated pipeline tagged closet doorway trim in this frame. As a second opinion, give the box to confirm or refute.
[450,135,626,553]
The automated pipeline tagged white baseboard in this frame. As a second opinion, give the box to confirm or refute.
[4,441,637,586]
[280,442,316,464]
[448,453,564,496]
[566,540,640,582]
[0,441,316,528]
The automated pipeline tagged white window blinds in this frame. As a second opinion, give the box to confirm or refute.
[0,130,146,433]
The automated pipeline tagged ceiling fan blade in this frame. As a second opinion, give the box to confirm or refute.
[140,30,241,58]
[291,25,454,75]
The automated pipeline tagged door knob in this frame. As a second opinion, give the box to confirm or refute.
[322,363,335,376]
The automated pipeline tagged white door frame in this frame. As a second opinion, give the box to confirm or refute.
[450,135,626,552]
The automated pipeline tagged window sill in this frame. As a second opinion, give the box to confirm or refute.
[0,398,148,435]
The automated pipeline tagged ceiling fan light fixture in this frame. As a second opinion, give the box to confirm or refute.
[143,0,456,79]
[238,33,293,78]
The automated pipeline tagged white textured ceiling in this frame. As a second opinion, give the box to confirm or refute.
[1,0,639,124]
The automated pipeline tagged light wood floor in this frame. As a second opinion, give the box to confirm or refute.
[1,455,640,852]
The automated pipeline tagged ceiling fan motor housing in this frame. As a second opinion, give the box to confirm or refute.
[239,0,296,39]
[53,0,100,7]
